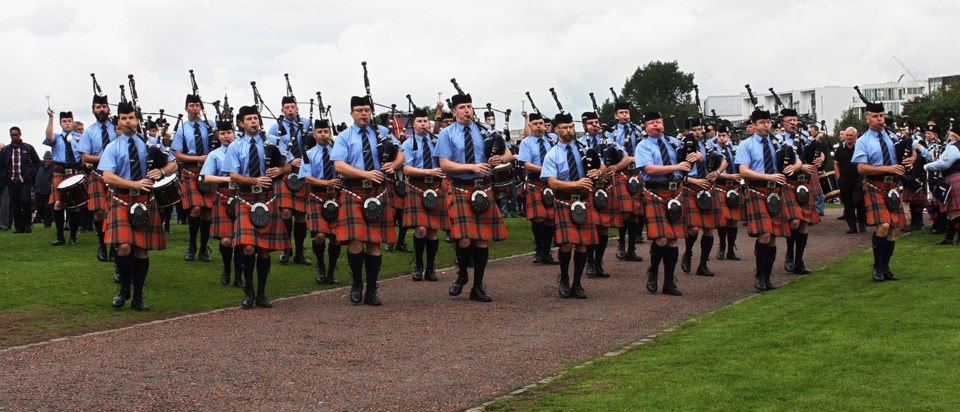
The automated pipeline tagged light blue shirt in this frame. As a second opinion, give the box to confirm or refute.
[518,135,554,167]
[924,142,959,172]
[716,143,738,174]
[686,139,709,178]
[852,129,897,166]
[541,140,586,182]
[435,121,488,180]
[270,116,313,159]
[78,120,118,156]
[147,135,160,146]
[171,119,215,155]
[43,131,83,163]
[329,124,398,172]
[402,133,438,169]
[199,146,230,177]
[299,144,336,180]
[222,133,268,177]
[580,133,604,150]
[735,133,780,174]
[609,122,642,153]
[97,134,148,180]
[635,135,682,182]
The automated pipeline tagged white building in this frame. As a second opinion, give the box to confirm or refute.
[850,80,927,116]
[705,86,857,133]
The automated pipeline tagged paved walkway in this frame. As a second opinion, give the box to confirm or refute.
[0,209,867,411]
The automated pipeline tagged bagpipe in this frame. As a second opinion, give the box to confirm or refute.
[188,70,218,152]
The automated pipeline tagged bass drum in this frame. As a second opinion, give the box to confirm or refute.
[153,174,183,207]
[57,174,88,209]
[819,171,840,200]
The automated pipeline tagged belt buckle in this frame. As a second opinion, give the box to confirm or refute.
[424,176,434,184]
[667,181,678,190]
[571,194,581,202]
[326,187,335,194]
[362,179,373,188]
[129,189,141,196]
[474,179,484,188]
[766,181,778,189]
[65,168,75,175]
[627,163,637,171]
[726,180,737,187]
[251,185,263,194]
[228,183,238,190]
[883,176,895,184]
[797,174,808,182]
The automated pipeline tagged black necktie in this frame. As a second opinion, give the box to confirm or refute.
[725,146,735,173]
[657,137,671,165]
[289,120,302,158]
[128,137,143,181]
[878,131,893,166]
[537,137,547,163]
[623,126,633,153]
[63,132,75,163]
[463,125,476,164]
[248,138,261,178]
[361,127,375,171]
[762,137,776,174]
[566,144,580,181]
[100,123,109,153]
[195,122,206,155]
[422,136,433,169]
[321,146,331,179]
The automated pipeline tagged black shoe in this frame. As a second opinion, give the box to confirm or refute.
[542,252,560,265]
[662,285,682,296]
[444,234,453,243]
[111,285,130,308]
[572,284,587,299]
[395,243,411,253]
[350,285,363,304]
[255,294,273,308]
[424,269,438,282]
[846,228,858,234]
[726,248,741,261]
[324,270,339,285]
[764,280,778,291]
[532,252,542,264]
[646,268,658,294]
[716,245,726,260]
[783,252,795,272]
[696,264,714,277]
[97,244,108,262]
[315,265,326,284]
[293,254,312,265]
[872,268,885,282]
[52,237,66,246]
[69,238,78,245]
[596,262,610,278]
[937,239,954,245]
[113,268,121,284]
[412,266,424,281]
[625,250,644,262]
[384,244,395,252]
[755,275,766,291]
[680,252,691,273]
[449,274,468,296]
[364,286,382,306]
[241,291,255,308]
[233,272,244,288]
[198,247,212,262]
[184,247,196,262]
[585,263,596,277]
[882,270,901,281]
[858,223,867,232]
[131,294,149,311]
[278,249,291,263]
[793,261,812,275]
[616,240,626,260]
[221,268,230,285]
[469,286,492,302]
[558,275,571,298]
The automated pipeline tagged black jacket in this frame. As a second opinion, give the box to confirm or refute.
[0,142,41,188]
[35,162,54,195]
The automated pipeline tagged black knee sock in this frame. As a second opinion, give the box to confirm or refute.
[348,252,364,287]
[425,238,439,271]
[871,235,884,271]
[649,242,664,273]
[243,253,256,288]
[786,229,796,255]
[684,233,698,254]
[187,216,200,250]
[585,245,595,265]
[282,218,293,245]
[199,219,211,250]
[546,225,556,250]
[396,227,408,246]
[531,221,543,255]
[328,243,341,274]
[765,245,777,281]
[795,233,808,263]
[312,240,326,269]
[94,221,105,246]
[699,235,714,267]
[945,217,960,242]
[717,227,728,249]
[456,245,469,276]
[663,247,679,287]
[636,220,645,240]
[255,256,270,295]
[618,226,626,244]
[884,239,896,271]
[116,254,133,286]
[220,244,233,271]
[54,210,65,238]
[233,246,244,275]
[473,247,489,287]
[293,222,307,256]
[68,211,80,239]
[132,257,148,297]
[394,209,404,226]
[413,236,426,268]
[627,222,639,253]
[755,241,768,276]
[573,251,587,288]
[364,254,381,292]
[727,227,738,251]
[596,233,609,264]
[558,249,572,284]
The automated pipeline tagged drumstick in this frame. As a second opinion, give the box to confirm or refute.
[45,94,51,110]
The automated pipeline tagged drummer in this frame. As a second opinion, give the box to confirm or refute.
[171,94,216,263]
[43,109,83,246]
[518,112,558,265]
[299,119,343,285]
[401,108,448,282]
[99,102,178,311]
[199,119,243,287]
[269,95,313,266]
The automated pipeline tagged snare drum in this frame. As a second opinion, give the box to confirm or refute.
[819,171,840,200]
[57,174,88,209]
[491,161,515,195]
[153,174,183,207]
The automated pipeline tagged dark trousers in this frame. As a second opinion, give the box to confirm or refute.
[839,179,866,228]
[6,182,32,232]
[35,193,51,226]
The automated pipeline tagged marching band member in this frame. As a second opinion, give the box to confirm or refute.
[171,94,216,263]
[270,95,313,266]
[713,125,744,261]
[44,109,83,246]
[300,119,343,285]
[401,108,448,282]
[518,112,558,265]
[78,92,118,262]
[199,120,243,287]
[609,102,645,262]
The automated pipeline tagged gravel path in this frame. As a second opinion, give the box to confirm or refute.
[0,209,867,411]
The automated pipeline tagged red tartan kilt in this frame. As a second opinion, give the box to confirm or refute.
[863,180,907,228]
[901,186,927,203]
[104,193,166,250]
[553,196,599,245]
[784,181,820,225]
[743,187,788,237]
[232,191,290,251]
[716,186,745,222]
[180,168,214,209]
[403,184,450,231]
[274,174,308,212]
[334,186,394,243]
[448,186,508,241]
[305,190,340,235]
[210,190,235,239]
[943,173,960,212]
[595,180,623,228]
[391,183,406,210]
[50,172,83,206]
[87,172,108,212]
[643,189,684,240]
[613,174,644,216]
[525,182,555,221]
[681,185,722,229]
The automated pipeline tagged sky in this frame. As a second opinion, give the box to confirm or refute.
[2,0,957,149]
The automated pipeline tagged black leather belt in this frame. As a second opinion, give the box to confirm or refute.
[556,191,589,201]
[450,177,491,188]
[718,179,741,187]
[311,186,340,195]
[747,180,780,189]
[526,171,542,183]
[236,185,272,194]
[866,174,897,184]
[409,176,441,186]
[342,179,383,190]
[113,188,149,196]
[786,173,809,183]
[54,163,83,175]
[645,180,680,190]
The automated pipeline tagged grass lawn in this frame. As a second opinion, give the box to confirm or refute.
[488,230,960,411]
[1,216,537,348]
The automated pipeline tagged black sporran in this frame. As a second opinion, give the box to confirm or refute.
[128,203,149,229]
[470,190,490,214]
[695,190,713,211]
[422,189,439,210]
[665,198,683,222]
[627,176,641,195]
[541,188,555,207]
[285,175,303,192]
[362,197,383,222]
[570,201,587,225]
[593,189,608,211]
[795,185,810,205]
[321,199,339,222]
[725,189,741,208]
[249,202,270,228]
[765,192,782,217]
[885,189,901,212]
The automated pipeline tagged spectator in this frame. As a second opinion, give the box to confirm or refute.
[34,151,54,227]
[833,127,866,233]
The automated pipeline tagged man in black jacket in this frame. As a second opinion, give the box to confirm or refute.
[0,127,42,233]
[34,151,54,227]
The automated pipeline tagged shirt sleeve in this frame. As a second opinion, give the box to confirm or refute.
[926,144,959,172]
[517,139,533,164]
[540,149,559,180]
[221,144,242,175]
[97,142,118,174]
[851,139,869,164]
[77,131,92,155]
[635,141,656,168]
[401,139,416,167]
[330,134,350,162]
[298,153,314,179]
[199,153,218,176]
[433,129,454,160]
[734,140,752,167]
[171,128,185,153]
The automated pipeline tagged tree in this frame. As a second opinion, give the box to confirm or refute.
[614,60,698,133]
[833,108,867,139]
[902,81,960,132]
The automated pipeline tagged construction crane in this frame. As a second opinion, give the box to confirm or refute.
[892,56,919,82]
